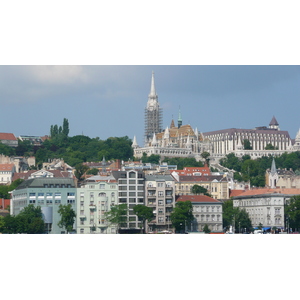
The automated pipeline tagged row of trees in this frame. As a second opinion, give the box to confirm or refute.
[219,151,300,187]
[0,204,76,234]
[105,201,194,234]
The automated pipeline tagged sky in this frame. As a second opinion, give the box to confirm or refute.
[1,65,300,145]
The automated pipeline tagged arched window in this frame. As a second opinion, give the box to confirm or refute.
[99,192,106,197]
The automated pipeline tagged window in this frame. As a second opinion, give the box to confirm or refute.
[158,208,164,214]
[129,180,136,184]
[158,217,164,223]
[80,229,84,234]
[158,200,163,206]
[129,172,136,178]
[100,184,105,189]
[54,192,61,198]
[158,182,164,187]
[68,199,75,204]
[166,199,173,204]
[158,191,164,197]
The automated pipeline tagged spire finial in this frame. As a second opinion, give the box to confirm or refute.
[150,71,156,97]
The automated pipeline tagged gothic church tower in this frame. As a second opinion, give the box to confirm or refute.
[144,72,163,146]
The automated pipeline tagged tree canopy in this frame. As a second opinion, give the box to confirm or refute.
[105,204,128,233]
[191,184,211,196]
[170,201,194,233]
[222,199,252,232]
[285,195,300,230]
[57,204,76,233]
[133,204,154,233]
[0,204,45,234]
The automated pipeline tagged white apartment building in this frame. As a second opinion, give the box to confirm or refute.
[77,175,118,234]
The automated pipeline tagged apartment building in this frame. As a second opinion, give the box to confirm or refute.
[112,170,145,233]
[145,174,175,233]
[77,174,118,234]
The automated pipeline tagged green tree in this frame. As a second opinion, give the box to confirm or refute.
[75,163,89,183]
[222,200,238,231]
[201,151,210,166]
[285,195,300,230]
[86,168,99,175]
[235,209,252,233]
[16,205,45,234]
[105,204,128,234]
[265,143,276,150]
[133,204,154,233]
[243,139,252,150]
[203,224,211,234]
[62,118,69,137]
[57,204,76,233]
[191,184,211,196]
[1,205,45,234]
[170,201,194,233]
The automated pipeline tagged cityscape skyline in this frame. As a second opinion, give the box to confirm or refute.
[1,65,300,145]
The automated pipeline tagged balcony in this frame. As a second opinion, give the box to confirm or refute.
[79,215,86,219]
[89,204,96,209]
[147,187,156,190]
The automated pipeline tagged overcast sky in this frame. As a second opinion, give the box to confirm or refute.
[1,65,300,145]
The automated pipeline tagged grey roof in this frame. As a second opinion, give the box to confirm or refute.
[145,174,174,181]
[203,127,290,138]
[15,177,76,190]
[85,175,116,182]
[269,116,279,126]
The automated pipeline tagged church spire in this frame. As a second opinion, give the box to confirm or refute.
[149,71,156,97]
[270,157,277,175]
[178,107,182,129]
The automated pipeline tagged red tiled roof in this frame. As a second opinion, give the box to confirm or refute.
[0,164,15,171]
[177,195,221,203]
[229,190,245,197]
[234,188,300,197]
[0,133,17,141]
[177,175,224,182]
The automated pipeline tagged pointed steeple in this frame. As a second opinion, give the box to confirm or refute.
[194,127,199,138]
[164,126,170,139]
[132,135,138,148]
[149,71,156,97]
[270,158,277,175]
[151,133,157,146]
[178,107,182,129]
[186,134,191,149]
[170,119,175,128]
[296,128,300,141]
[269,116,279,130]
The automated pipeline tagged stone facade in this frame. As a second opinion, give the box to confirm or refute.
[176,195,223,232]
[233,188,300,230]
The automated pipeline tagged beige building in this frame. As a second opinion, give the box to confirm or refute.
[0,163,15,185]
[171,172,229,200]
[145,174,175,233]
